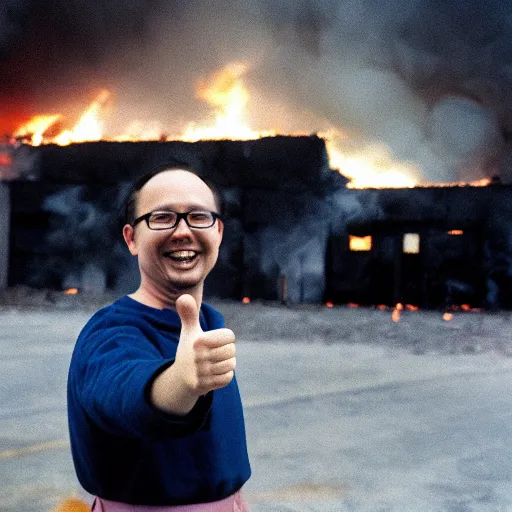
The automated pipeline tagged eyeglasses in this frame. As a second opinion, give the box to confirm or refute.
[132,210,222,230]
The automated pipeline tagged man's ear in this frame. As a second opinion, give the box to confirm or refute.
[217,218,224,241]
[122,224,138,256]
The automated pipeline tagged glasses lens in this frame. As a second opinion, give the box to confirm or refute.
[187,211,215,228]
[148,211,177,229]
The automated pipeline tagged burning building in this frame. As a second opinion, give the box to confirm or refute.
[2,2,512,308]
[2,136,511,310]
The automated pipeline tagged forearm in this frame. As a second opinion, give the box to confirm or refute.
[150,364,201,416]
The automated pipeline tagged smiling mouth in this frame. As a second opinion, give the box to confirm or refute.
[163,250,198,262]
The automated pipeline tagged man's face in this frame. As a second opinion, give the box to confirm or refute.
[123,170,223,296]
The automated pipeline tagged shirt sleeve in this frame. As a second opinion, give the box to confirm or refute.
[72,325,212,439]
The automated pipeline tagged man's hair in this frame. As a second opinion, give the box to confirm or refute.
[123,163,223,226]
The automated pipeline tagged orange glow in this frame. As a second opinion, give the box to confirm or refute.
[405,304,419,311]
[349,235,372,252]
[347,302,359,308]
[469,178,492,187]
[448,230,463,235]
[242,296,251,304]
[0,153,12,166]
[443,312,454,321]
[325,301,334,308]
[461,304,471,311]
[377,304,388,310]
[51,497,90,512]
[63,288,79,295]
[392,303,403,323]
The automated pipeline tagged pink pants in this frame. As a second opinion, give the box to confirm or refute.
[91,490,250,512]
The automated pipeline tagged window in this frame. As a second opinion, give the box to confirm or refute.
[349,235,372,251]
[448,229,463,235]
[403,233,420,254]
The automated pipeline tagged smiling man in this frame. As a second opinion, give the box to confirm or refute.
[67,165,251,511]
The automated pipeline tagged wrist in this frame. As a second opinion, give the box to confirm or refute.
[151,363,201,416]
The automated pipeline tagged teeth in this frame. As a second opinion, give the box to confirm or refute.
[167,250,197,261]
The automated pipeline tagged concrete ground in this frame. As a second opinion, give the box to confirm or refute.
[1,299,512,511]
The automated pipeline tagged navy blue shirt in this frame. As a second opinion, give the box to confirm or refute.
[67,296,251,505]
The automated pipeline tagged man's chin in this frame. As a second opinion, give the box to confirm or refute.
[165,271,203,291]
[162,258,214,291]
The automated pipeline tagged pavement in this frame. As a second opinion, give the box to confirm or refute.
[1,305,512,511]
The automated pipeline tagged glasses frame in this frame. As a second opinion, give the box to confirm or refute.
[132,210,222,230]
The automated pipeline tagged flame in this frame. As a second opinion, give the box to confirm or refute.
[443,312,454,321]
[325,301,334,308]
[181,63,274,142]
[392,302,403,322]
[324,132,419,189]
[113,121,168,142]
[449,304,478,312]
[467,178,492,187]
[242,296,251,304]
[13,91,110,146]
[9,64,499,189]
[14,114,62,145]
[405,304,419,311]
[426,178,491,188]
[53,90,110,145]
[64,288,79,295]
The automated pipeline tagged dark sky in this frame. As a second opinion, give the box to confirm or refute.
[2,0,512,181]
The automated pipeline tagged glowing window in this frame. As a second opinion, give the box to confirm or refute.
[448,230,463,235]
[349,235,372,251]
[403,233,420,254]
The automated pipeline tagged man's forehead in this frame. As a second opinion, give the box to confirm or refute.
[138,170,216,209]
[144,169,205,187]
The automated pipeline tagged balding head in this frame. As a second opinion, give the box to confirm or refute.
[124,164,222,226]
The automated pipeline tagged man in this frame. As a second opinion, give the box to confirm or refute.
[67,165,251,511]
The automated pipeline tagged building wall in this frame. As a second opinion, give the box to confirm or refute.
[326,186,512,309]
[7,138,343,303]
[6,141,512,308]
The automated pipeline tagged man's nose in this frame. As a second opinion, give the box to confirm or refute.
[171,217,193,236]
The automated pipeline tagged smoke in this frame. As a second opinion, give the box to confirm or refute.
[2,0,512,182]
[247,0,509,182]
[0,0,166,128]
[39,184,133,291]
[0,0,27,56]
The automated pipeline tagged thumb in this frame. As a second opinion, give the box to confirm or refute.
[176,294,202,338]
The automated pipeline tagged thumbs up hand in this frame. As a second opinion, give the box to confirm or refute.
[174,294,236,396]
[150,294,236,415]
